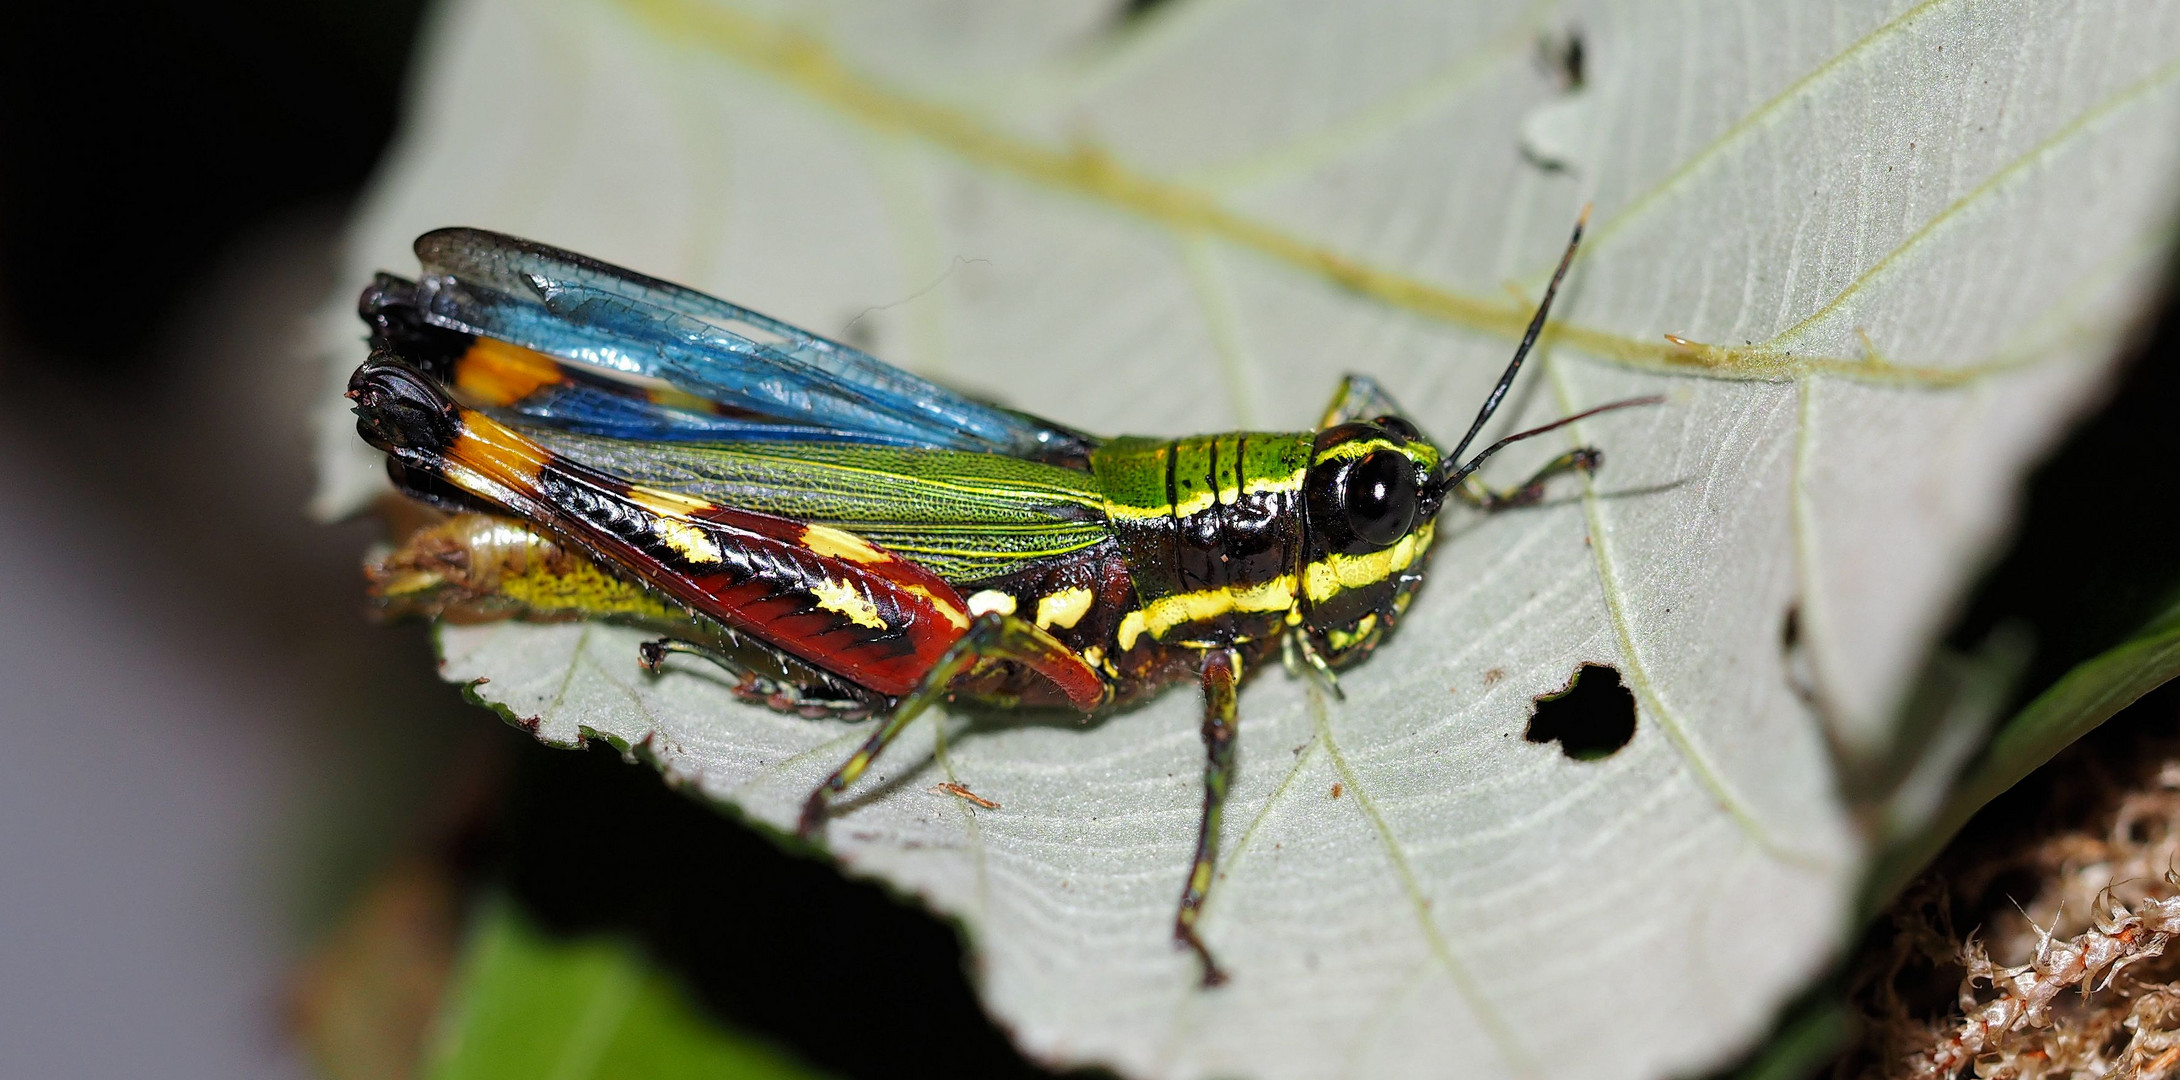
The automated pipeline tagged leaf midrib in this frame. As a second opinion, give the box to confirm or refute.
[610,0,2152,389]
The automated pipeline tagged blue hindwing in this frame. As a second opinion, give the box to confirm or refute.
[405,228,1093,458]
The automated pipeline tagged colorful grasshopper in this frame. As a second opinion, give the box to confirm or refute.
[348,218,1643,985]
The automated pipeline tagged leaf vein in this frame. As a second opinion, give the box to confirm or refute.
[613,0,1991,387]
[1544,358,1832,868]
[1311,692,1538,1076]
[1769,54,2180,351]
[1581,0,1955,258]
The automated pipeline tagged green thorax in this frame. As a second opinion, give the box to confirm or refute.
[1089,432,1314,648]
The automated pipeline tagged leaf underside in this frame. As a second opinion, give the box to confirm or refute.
[315,1,2180,1077]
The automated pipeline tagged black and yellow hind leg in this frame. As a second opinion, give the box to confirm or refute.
[1175,646,1243,988]
[797,612,1106,838]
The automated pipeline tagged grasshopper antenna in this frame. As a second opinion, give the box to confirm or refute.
[1436,207,1590,484]
[1437,394,1662,496]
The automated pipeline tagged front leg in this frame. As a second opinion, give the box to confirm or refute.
[1452,446,1602,510]
[1315,374,1413,428]
[1175,646,1242,987]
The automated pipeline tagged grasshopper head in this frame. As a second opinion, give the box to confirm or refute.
[1296,415,1445,667]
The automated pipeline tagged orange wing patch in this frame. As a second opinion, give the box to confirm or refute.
[450,337,566,406]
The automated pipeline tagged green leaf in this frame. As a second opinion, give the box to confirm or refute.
[316,1,2180,1077]
[1862,598,2180,917]
[1711,995,1855,1080]
[425,899,826,1080]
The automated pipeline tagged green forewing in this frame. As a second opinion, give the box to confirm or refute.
[526,428,1110,583]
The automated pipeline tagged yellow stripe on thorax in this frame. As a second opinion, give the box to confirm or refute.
[1109,520,1438,652]
[1117,575,1298,651]
[1300,521,1434,603]
[1100,467,1307,521]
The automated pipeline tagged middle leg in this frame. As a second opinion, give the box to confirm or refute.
[1175,646,1243,987]
[798,611,1106,837]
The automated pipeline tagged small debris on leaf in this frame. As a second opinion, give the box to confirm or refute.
[933,781,999,810]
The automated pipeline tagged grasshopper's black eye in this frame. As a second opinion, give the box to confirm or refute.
[1344,450,1417,549]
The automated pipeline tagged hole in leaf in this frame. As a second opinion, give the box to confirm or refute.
[1525,664,1637,760]
[1540,29,1585,90]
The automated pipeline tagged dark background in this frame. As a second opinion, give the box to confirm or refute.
[1,2,422,366]
[0,3,1066,1077]
[1,4,2173,1079]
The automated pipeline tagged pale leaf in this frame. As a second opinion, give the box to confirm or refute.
[312,1,2180,1076]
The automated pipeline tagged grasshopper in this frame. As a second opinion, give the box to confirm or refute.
[348,214,1645,984]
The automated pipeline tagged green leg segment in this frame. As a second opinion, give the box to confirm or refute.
[1282,631,1344,701]
[796,612,1102,838]
[1453,446,1601,511]
[1175,646,1243,988]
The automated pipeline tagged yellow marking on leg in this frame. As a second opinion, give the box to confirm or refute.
[835,746,878,790]
[650,385,725,413]
[1035,586,1094,630]
[1080,645,1105,670]
[626,485,711,516]
[811,578,887,629]
[451,422,548,488]
[654,518,724,564]
[801,524,887,564]
[439,461,529,510]
[616,486,726,564]
[967,589,1017,617]
[907,585,970,630]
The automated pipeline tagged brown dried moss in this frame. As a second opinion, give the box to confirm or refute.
[1847,690,2180,1080]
